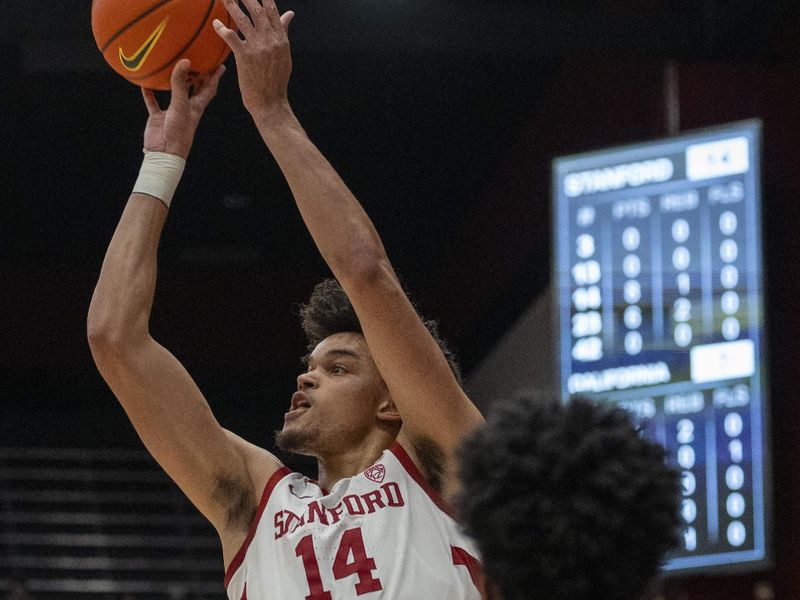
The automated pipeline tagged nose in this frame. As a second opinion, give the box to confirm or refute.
[297,371,316,390]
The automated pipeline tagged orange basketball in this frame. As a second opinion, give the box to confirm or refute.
[91,0,234,91]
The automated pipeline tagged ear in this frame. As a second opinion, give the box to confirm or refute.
[376,395,402,424]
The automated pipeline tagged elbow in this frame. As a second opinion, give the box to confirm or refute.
[87,323,148,374]
[87,320,115,354]
[334,251,395,291]
[328,234,393,287]
[86,311,143,359]
[86,318,124,360]
[87,299,114,350]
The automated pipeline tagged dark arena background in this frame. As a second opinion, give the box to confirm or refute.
[2,0,800,598]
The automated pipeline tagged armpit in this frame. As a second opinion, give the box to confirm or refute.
[412,436,446,494]
[212,475,256,532]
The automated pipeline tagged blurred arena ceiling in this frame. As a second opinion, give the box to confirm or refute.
[2,0,800,382]
[2,0,800,71]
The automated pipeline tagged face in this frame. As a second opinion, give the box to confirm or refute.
[276,332,394,457]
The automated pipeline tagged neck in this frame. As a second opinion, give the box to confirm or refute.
[314,431,395,491]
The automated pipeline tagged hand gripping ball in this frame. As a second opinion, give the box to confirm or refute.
[92,0,234,90]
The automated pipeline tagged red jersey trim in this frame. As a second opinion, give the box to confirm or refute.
[388,441,458,520]
[452,545,486,594]
[224,466,292,588]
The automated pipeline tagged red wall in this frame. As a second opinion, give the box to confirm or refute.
[677,64,800,600]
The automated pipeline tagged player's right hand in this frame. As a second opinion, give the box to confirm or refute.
[141,59,225,158]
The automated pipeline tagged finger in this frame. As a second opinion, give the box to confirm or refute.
[169,59,192,108]
[213,17,244,51]
[280,10,295,33]
[240,0,267,29]
[220,0,253,37]
[192,64,226,109]
[141,87,161,115]
[261,0,283,31]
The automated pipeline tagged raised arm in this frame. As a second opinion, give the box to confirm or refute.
[86,61,280,564]
[214,1,484,494]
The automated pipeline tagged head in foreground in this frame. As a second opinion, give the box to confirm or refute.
[275,278,461,458]
[458,395,682,600]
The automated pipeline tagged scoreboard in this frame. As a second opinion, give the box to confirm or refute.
[553,121,770,573]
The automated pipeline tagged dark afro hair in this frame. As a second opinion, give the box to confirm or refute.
[299,278,463,385]
[458,395,682,600]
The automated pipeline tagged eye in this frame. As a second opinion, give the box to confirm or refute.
[331,364,348,375]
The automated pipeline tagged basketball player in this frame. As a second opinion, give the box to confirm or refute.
[87,0,485,598]
[457,395,682,600]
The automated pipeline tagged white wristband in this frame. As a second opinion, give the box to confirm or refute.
[132,151,186,208]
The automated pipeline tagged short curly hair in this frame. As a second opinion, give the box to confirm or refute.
[458,395,681,600]
[299,278,463,385]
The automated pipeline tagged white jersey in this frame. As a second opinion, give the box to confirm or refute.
[225,442,483,599]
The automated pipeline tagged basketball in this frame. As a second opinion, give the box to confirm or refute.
[91,0,234,91]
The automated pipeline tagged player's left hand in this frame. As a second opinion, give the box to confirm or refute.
[213,0,295,120]
[141,59,226,158]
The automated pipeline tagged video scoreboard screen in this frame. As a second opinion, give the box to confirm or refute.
[553,121,770,573]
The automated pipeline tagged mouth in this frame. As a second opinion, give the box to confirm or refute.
[284,408,309,422]
[288,391,312,414]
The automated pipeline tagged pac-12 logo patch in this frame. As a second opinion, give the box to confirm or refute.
[364,464,386,483]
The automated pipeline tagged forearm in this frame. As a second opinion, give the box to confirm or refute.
[253,106,389,281]
[89,60,221,344]
[88,194,168,344]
